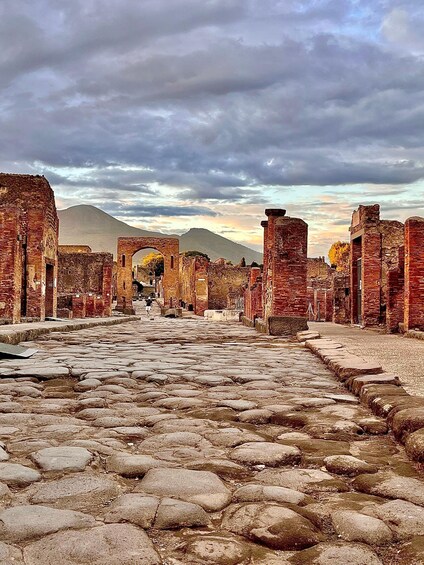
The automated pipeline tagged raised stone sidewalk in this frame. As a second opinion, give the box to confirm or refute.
[298,327,424,466]
[0,315,139,346]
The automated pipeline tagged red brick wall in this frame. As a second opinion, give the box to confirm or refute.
[333,273,350,324]
[243,267,263,322]
[404,217,424,331]
[57,251,113,318]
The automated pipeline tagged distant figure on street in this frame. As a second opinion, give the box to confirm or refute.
[145,296,154,318]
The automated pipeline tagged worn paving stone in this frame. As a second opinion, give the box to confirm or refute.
[289,541,383,564]
[222,502,324,550]
[23,524,161,565]
[137,467,231,511]
[0,504,96,542]
[31,446,93,472]
[0,463,41,486]
[230,442,301,467]
[0,315,423,563]
[331,509,392,545]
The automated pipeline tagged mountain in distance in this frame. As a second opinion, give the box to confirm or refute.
[58,205,263,264]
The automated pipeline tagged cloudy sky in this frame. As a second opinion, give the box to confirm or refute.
[1,0,424,256]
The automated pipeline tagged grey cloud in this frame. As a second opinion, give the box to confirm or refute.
[1,0,424,209]
[100,203,219,217]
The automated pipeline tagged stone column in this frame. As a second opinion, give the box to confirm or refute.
[404,217,424,331]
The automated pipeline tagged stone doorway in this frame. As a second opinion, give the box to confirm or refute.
[45,263,55,318]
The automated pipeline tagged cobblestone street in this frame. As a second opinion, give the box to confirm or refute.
[0,313,423,564]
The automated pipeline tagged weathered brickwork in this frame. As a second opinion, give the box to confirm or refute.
[58,245,92,254]
[179,255,209,315]
[242,267,263,326]
[333,273,351,324]
[262,209,308,335]
[0,174,58,323]
[404,217,424,331]
[179,256,249,315]
[116,237,179,313]
[349,204,404,329]
[307,257,334,322]
[207,263,249,310]
[57,250,113,318]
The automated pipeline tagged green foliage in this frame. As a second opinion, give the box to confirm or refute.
[181,250,210,261]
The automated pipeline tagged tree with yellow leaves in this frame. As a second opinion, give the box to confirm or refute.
[141,252,164,276]
[328,241,350,272]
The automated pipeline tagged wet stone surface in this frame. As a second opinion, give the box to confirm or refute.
[0,313,422,564]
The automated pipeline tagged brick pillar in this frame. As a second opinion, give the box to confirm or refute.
[386,246,404,333]
[404,217,424,331]
[102,262,113,317]
[0,207,23,323]
[261,209,308,335]
[85,294,96,318]
[194,257,209,315]
[72,295,86,318]
[261,219,269,321]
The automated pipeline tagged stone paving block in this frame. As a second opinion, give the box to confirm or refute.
[23,524,161,565]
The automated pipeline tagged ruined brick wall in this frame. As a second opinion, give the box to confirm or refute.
[179,255,209,315]
[58,245,92,254]
[404,217,424,331]
[349,204,404,328]
[263,210,308,320]
[0,174,59,322]
[307,257,333,281]
[307,257,334,322]
[116,237,179,313]
[243,267,263,322]
[386,246,405,333]
[58,251,113,317]
[333,273,350,324]
[207,264,250,310]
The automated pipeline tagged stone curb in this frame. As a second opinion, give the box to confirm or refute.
[406,329,424,341]
[0,316,140,346]
[296,330,424,463]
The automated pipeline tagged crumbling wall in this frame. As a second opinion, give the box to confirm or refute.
[404,217,424,331]
[0,174,58,322]
[207,264,249,310]
[57,251,113,318]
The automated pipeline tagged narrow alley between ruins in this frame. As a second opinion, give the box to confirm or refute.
[0,314,423,564]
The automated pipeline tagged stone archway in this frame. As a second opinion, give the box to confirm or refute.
[116,237,179,314]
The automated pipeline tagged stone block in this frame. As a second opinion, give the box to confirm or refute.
[267,316,308,336]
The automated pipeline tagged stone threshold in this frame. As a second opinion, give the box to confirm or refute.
[297,329,424,464]
[0,316,140,346]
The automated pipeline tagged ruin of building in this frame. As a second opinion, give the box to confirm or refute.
[179,255,249,316]
[242,267,263,327]
[307,257,334,322]
[349,204,404,330]
[0,173,58,323]
[57,246,113,318]
[248,209,308,335]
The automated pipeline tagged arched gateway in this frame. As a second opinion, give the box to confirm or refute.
[116,237,180,314]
